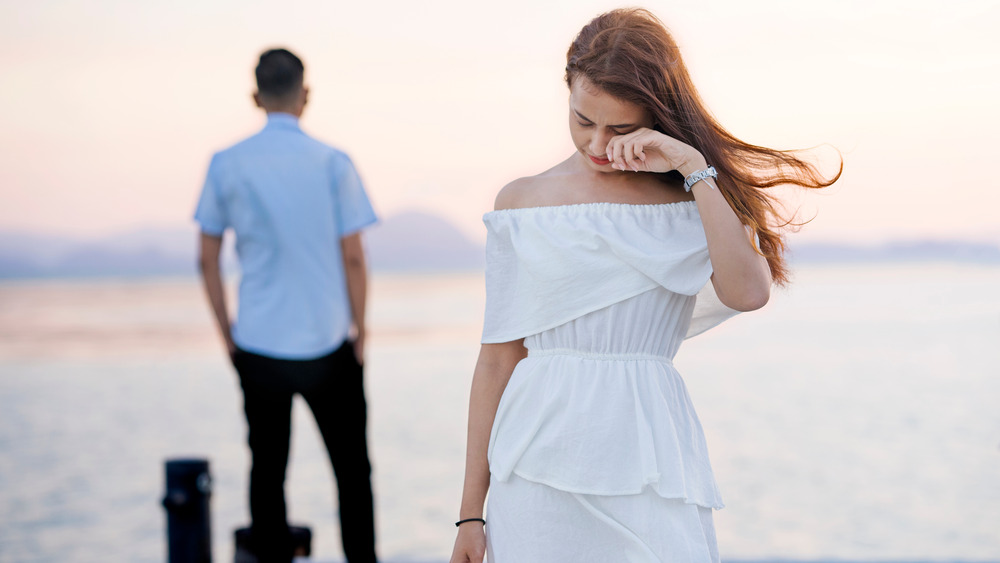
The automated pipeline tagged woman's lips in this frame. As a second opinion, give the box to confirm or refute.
[589,154,611,166]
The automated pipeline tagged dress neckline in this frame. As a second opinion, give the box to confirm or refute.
[484,200,697,218]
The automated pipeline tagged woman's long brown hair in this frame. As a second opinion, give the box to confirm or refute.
[566,8,841,285]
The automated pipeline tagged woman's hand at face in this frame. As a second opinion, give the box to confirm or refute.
[605,127,706,176]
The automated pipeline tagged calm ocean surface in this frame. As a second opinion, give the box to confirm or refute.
[1,264,998,562]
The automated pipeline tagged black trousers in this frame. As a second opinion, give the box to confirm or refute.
[233,341,377,563]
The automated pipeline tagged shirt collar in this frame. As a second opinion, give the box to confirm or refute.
[265,112,301,130]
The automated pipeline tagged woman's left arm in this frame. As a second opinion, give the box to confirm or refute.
[677,155,771,312]
[608,129,771,311]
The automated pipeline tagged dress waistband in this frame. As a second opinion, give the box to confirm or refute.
[527,347,674,364]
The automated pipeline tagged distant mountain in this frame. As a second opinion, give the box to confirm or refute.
[789,240,1000,264]
[0,211,485,279]
[0,226,208,278]
[2,218,999,280]
[366,211,484,272]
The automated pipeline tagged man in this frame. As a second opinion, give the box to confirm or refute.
[195,48,378,563]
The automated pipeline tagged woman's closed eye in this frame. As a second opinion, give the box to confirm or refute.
[610,127,639,136]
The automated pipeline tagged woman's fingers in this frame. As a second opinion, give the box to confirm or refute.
[606,135,631,171]
[607,128,656,171]
[606,138,622,170]
[606,128,691,173]
[625,141,644,171]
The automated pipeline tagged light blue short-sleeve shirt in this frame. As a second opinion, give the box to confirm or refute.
[194,113,377,359]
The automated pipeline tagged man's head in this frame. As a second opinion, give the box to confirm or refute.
[253,48,308,116]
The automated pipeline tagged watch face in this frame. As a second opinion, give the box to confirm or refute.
[684,166,716,191]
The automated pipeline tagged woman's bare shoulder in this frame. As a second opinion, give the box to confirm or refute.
[494,159,576,211]
[494,176,546,211]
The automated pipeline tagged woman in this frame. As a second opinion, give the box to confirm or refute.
[450,8,839,562]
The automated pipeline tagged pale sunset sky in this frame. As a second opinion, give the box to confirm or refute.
[1,0,998,245]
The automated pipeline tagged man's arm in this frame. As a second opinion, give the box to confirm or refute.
[198,232,235,356]
[341,231,368,363]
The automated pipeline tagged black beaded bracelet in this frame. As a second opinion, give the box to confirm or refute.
[455,517,486,527]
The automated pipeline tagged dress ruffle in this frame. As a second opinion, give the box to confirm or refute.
[488,350,725,509]
[481,202,736,344]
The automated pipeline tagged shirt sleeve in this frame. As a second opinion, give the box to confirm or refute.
[331,154,377,236]
[193,154,229,237]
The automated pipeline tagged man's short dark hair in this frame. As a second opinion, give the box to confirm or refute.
[255,48,304,99]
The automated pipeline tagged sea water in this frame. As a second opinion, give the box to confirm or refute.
[0,264,998,562]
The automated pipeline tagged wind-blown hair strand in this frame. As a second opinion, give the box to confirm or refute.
[566,8,841,285]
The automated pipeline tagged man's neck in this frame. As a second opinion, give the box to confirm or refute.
[265,109,301,118]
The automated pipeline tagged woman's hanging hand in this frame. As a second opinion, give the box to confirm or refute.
[449,522,487,563]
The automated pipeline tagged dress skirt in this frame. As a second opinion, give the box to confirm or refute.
[486,474,720,563]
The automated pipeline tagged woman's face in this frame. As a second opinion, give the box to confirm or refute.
[568,77,653,172]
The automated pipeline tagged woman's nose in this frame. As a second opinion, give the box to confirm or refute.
[590,130,612,155]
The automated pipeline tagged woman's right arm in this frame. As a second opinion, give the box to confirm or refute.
[450,340,527,563]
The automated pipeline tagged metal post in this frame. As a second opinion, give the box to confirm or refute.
[162,458,213,563]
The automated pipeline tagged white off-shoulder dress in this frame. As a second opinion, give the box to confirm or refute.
[481,202,736,563]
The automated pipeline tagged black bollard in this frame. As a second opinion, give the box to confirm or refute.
[162,458,213,563]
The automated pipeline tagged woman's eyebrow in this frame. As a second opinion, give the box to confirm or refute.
[573,108,634,128]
